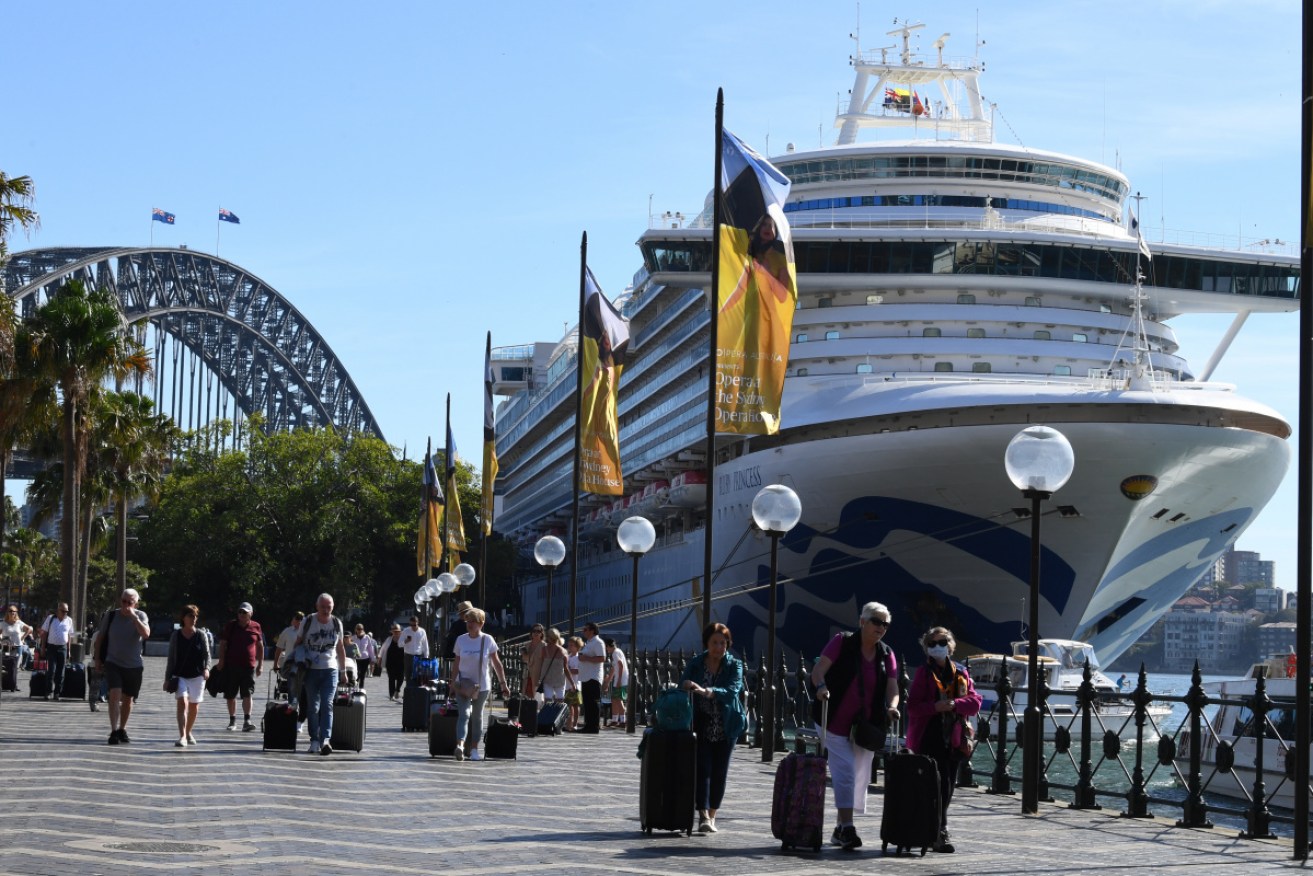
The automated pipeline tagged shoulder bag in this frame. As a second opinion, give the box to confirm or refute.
[848,652,887,751]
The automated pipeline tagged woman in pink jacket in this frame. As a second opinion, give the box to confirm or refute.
[906,626,982,854]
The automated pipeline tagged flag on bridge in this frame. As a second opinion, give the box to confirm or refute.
[416,437,444,576]
[152,208,176,225]
[219,208,241,224]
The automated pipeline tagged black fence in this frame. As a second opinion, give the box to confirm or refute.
[498,641,1313,842]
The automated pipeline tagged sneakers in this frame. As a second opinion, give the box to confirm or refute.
[320,741,332,756]
[453,742,465,761]
[308,740,320,754]
[187,733,198,745]
[470,750,484,762]
[934,830,955,854]
[116,729,131,744]
[108,731,120,746]
[838,824,862,850]
[227,718,238,731]
[706,817,718,833]
[698,817,712,834]
[176,737,187,747]
[242,718,256,732]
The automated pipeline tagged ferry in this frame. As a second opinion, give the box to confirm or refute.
[490,22,1298,666]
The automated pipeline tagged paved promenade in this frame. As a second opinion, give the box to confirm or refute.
[1,656,1302,875]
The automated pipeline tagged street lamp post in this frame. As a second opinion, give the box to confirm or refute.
[1004,425,1075,815]
[617,515,656,735]
[751,484,803,763]
[534,535,566,628]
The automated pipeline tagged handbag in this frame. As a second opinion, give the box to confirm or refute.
[848,659,887,751]
[565,688,582,706]
[956,715,977,758]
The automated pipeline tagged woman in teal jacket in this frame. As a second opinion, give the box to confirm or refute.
[680,622,746,834]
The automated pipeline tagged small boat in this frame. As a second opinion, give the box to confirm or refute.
[635,479,670,518]
[968,639,1170,741]
[667,470,707,509]
[1178,655,1304,809]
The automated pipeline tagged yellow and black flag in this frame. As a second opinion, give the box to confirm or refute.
[579,267,630,495]
[714,128,797,435]
[482,332,499,536]
[444,409,467,559]
[416,437,443,576]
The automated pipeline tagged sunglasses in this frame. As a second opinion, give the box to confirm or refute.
[930,639,950,647]
[866,619,890,628]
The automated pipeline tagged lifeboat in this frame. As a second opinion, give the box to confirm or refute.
[604,498,627,527]
[635,479,670,517]
[668,471,708,508]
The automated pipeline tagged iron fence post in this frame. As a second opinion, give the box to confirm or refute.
[1070,660,1099,810]
[1177,661,1212,828]
[1122,664,1151,818]
[988,661,1015,796]
[1241,673,1276,839]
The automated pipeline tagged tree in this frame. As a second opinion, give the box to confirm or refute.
[16,280,151,634]
[0,171,39,278]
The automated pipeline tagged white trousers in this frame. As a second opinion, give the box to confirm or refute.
[819,725,875,816]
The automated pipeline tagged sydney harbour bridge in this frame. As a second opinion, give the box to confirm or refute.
[3,246,382,466]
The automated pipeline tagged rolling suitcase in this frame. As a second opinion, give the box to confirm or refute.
[508,694,539,736]
[880,750,941,856]
[403,683,437,731]
[1,654,16,692]
[29,668,50,699]
[331,689,367,752]
[262,700,299,751]
[428,702,465,757]
[484,717,519,759]
[639,728,696,835]
[537,701,568,736]
[61,662,87,701]
[772,700,828,851]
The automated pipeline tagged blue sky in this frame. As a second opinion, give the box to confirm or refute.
[3,1,1303,586]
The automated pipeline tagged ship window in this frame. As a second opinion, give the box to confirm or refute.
[796,367,808,376]
[967,328,986,338]
[795,333,808,343]
[825,330,840,340]
[856,363,872,374]
[971,362,992,373]
[1025,296,1041,306]
[957,293,976,304]
[923,327,941,337]
[1033,330,1051,340]
[818,297,833,308]
[934,362,953,372]
[1100,304,1112,313]
[500,367,527,382]
[1054,365,1072,376]
[1073,333,1088,343]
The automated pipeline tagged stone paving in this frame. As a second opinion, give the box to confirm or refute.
[0,656,1303,875]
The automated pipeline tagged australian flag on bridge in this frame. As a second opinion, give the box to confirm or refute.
[219,208,240,224]
[151,208,175,225]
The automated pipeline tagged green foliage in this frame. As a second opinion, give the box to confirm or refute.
[85,556,150,620]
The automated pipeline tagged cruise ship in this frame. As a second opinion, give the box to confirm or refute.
[490,24,1299,666]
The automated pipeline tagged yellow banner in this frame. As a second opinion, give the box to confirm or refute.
[714,215,796,434]
[579,269,629,495]
[445,472,467,553]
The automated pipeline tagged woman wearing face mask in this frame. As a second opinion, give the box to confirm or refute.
[906,626,982,854]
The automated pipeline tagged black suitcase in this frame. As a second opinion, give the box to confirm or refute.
[61,662,87,701]
[1,654,16,692]
[29,668,50,699]
[428,703,469,757]
[507,695,539,737]
[262,700,299,751]
[640,729,696,835]
[403,684,437,732]
[484,717,519,759]
[537,701,568,736]
[880,751,942,856]
[331,689,367,752]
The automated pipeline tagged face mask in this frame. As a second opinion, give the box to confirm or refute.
[927,645,949,660]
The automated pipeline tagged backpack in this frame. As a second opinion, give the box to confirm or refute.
[654,687,693,732]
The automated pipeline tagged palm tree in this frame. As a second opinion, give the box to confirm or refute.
[17,280,150,634]
[0,171,39,274]
[0,170,41,555]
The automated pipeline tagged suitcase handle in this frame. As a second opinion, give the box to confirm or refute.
[820,698,829,754]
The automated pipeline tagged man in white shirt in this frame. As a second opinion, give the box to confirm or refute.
[577,622,606,733]
[603,638,629,729]
[400,615,429,685]
[39,603,74,700]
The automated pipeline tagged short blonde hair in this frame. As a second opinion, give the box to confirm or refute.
[464,607,486,624]
[546,627,562,645]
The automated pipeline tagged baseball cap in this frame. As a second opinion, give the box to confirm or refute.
[237,602,254,614]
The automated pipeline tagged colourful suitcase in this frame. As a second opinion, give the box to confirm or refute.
[772,750,828,851]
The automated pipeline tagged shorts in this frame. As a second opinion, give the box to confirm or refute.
[176,675,205,702]
[542,682,568,702]
[223,665,257,700]
[611,685,627,703]
[104,662,144,699]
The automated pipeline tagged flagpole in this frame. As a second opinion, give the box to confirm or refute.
[701,90,725,629]
[424,436,434,578]
[568,231,588,636]
[216,208,221,257]
[442,394,452,624]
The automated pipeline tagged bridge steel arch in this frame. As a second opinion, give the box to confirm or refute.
[3,247,383,441]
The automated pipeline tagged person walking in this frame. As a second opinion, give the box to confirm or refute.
[1,604,33,682]
[450,608,509,762]
[379,624,405,701]
[96,589,151,745]
[164,605,211,747]
[296,593,348,755]
[399,615,429,685]
[442,601,473,670]
[565,636,583,730]
[271,611,304,677]
[680,622,746,834]
[520,623,547,698]
[906,626,982,854]
[577,622,606,733]
[603,638,629,728]
[352,623,376,689]
[38,603,74,699]
[811,601,900,851]
[218,602,264,732]
[539,628,574,703]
